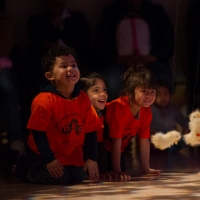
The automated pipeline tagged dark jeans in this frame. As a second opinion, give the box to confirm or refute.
[106,150,126,172]
[0,69,22,141]
[15,154,87,185]
[97,142,107,173]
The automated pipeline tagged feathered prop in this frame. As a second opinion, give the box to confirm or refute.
[151,130,181,150]
[184,110,200,146]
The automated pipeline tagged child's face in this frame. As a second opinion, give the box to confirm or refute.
[46,55,80,86]
[87,78,108,110]
[155,86,171,107]
[132,87,156,108]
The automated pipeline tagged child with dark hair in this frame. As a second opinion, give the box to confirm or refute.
[104,64,161,178]
[150,80,189,153]
[79,72,113,178]
[0,45,103,184]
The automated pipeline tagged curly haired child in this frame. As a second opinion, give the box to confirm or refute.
[0,45,103,184]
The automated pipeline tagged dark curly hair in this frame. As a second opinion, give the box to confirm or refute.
[41,45,77,74]
[78,72,106,93]
[120,64,157,102]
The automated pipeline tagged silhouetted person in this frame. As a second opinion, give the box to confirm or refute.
[25,0,92,121]
[0,0,25,154]
[94,0,174,100]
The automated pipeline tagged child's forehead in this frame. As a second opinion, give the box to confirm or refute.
[157,86,170,92]
[135,86,155,90]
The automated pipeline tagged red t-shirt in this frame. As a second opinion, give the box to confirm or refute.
[97,115,104,142]
[105,97,152,152]
[27,90,103,166]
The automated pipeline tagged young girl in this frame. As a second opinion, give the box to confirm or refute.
[79,72,112,178]
[105,64,161,179]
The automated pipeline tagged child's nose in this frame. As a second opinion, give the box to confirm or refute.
[67,66,73,71]
[146,92,151,96]
[100,91,106,96]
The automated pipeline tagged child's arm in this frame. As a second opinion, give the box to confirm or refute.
[139,138,161,175]
[84,131,99,181]
[32,130,64,178]
[111,138,131,179]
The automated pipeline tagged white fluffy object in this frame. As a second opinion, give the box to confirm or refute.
[184,110,200,146]
[151,130,181,150]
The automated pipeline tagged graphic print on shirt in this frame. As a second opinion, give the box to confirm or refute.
[122,132,134,144]
[62,119,83,135]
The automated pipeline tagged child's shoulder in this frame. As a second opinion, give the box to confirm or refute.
[106,97,129,113]
[106,97,125,106]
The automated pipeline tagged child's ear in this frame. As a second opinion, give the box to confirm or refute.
[45,72,54,81]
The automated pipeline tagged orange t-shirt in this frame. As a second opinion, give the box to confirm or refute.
[97,115,104,142]
[105,97,152,152]
[27,90,103,166]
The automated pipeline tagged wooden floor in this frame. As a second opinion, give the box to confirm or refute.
[1,144,200,200]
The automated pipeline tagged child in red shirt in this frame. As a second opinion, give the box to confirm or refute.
[79,72,113,179]
[0,46,103,184]
[105,64,161,179]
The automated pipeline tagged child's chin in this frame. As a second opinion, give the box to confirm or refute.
[97,105,105,110]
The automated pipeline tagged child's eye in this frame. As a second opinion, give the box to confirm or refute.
[72,64,78,68]
[93,89,99,92]
[104,87,107,92]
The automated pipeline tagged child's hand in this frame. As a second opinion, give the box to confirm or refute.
[99,171,115,179]
[46,159,64,178]
[112,171,131,180]
[145,168,161,175]
[83,159,99,181]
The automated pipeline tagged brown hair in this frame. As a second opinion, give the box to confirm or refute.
[79,72,106,93]
[41,45,77,74]
[120,64,157,102]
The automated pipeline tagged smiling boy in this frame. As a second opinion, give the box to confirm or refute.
[26,45,102,184]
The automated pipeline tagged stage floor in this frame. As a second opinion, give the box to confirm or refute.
[1,146,200,200]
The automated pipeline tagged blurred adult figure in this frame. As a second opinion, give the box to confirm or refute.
[94,0,174,100]
[0,0,25,154]
[25,0,92,118]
